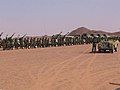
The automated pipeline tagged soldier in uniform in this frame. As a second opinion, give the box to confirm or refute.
[7,33,15,50]
[14,37,20,49]
[46,37,50,47]
[114,40,119,52]
[2,35,8,50]
[30,37,35,48]
[24,37,29,49]
[51,36,54,47]
[78,35,81,45]
[61,36,64,46]
[41,37,45,48]
[92,36,98,53]
[19,34,26,49]
[57,36,61,46]
[0,32,3,48]
[27,37,31,49]
[51,36,55,47]
[33,37,37,48]
[36,38,41,48]
[44,37,47,47]
[65,37,69,46]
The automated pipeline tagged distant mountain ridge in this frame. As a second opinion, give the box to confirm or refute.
[69,27,120,36]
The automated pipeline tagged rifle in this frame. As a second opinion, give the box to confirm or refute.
[52,32,62,39]
[9,33,15,39]
[5,34,8,39]
[21,34,27,39]
[56,32,62,39]
[0,32,3,37]
[63,32,69,38]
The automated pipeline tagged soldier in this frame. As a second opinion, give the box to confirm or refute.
[7,33,15,50]
[27,37,31,49]
[24,37,29,49]
[33,37,37,48]
[41,37,45,48]
[61,32,69,46]
[19,34,26,49]
[36,38,41,48]
[51,32,62,47]
[73,37,76,45]
[0,32,3,48]
[70,37,74,45]
[92,36,98,53]
[30,37,35,48]
[46,37,50,47]
[60,36,64,46]
[65,36,70,46]
[51,35,55,47]
[65,37,68,46]
[114,40,119,52]
[78,35,81,45]
[39,38,42,48]
[14,37,20,49]
[81,34,86,44]
[2,35,8,50]
[57,36,61,46]
[44,37,47,47]
[97,34,101,43]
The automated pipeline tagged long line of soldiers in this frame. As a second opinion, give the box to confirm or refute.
[0,32,118,51]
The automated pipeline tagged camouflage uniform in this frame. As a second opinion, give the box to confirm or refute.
[14,38,20,49]
[114,40,119,52]
[19,37,25,49]
[92,37,98,52]
[36,38,41,48]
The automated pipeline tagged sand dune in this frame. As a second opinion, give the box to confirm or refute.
[0,44,120,90]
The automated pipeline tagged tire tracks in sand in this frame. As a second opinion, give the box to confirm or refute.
[73,53,97,90]
[30,46,93,89]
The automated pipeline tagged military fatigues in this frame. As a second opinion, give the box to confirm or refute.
[114,40,119,52]
[14,38,20,49]
[92,37,98,52]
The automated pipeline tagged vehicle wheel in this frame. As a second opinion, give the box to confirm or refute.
[114,48,117,52]
[98,49,101,53]
[104,50,106,52]
[110,49,114,53]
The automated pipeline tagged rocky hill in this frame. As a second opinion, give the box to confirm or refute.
[69,27,120,36]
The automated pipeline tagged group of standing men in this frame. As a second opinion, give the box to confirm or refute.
[0,32,112,51]
[0,32,88,51]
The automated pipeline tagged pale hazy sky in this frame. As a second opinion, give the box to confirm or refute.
[0,0,120,36]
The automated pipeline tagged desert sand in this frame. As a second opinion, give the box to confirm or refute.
[0,44,120,90]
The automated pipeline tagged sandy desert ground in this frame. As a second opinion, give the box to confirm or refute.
[0,44,120,90]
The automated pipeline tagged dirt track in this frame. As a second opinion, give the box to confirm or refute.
[0,44,120,90]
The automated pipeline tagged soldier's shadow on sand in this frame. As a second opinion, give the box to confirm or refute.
[88,51,113,54]
[115,87,120,90]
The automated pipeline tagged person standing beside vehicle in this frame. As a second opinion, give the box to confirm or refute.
[114,40,119,52]
[92,36,98,53]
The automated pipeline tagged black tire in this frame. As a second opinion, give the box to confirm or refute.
[103,50,106,52]
[98,49,101,53]
[114,48,117,52]
[110,49,114,53]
